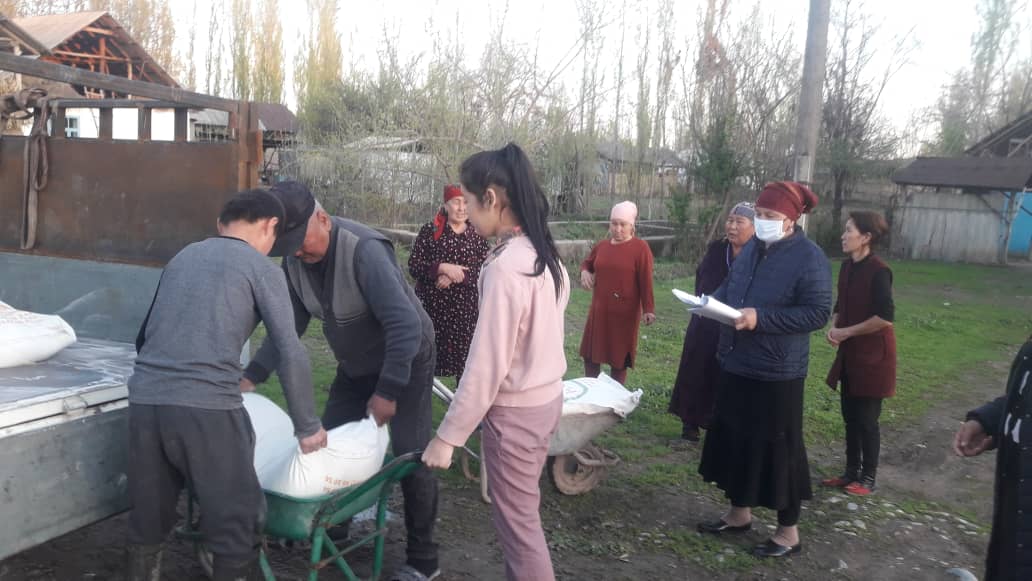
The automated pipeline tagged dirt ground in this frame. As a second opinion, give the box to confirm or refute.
[0,360,1007,581]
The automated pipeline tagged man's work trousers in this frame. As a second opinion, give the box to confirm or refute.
[321,344,439,574]
[127,404,264,569]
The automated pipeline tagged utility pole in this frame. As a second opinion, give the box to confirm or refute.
[792,0,831,200]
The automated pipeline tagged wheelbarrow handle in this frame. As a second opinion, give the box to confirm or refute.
[432,378,455,403]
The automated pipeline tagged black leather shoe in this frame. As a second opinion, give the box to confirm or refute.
[752,538,802,558]
[696,519,752,534]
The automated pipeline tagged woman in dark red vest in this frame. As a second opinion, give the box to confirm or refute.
[823,211,897,496]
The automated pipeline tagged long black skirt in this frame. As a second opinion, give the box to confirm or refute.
[698,370,812,510]
[668,315,722,428]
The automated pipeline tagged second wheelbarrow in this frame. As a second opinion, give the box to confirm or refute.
[432,373,642,497]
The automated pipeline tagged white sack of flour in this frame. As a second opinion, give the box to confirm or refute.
[561,373,643,418]
[0,301,77,368]
[243,393,390,499]
[242,393,298,477]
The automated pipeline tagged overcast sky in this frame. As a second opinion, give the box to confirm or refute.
[172,0,1001,134]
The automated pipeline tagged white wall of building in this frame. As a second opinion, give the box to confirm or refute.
[56,107,178,141]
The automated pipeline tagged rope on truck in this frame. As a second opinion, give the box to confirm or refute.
[0,87,50,250]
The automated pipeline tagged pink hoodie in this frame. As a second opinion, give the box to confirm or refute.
[436,235,570,448]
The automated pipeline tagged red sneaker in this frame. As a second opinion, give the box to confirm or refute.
[844,478,876,496]
[820,475,854,488]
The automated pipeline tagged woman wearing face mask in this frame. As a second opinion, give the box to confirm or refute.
[408,184,491,382]
[696,181,832,559]
[579,200,656,385]
[668,202,756,442]
[823,211,895,497]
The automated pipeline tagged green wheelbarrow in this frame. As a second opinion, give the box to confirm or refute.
[177,452,423,581]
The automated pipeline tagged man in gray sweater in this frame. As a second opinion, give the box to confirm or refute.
[127,189,327,581]
[241,181,440,581]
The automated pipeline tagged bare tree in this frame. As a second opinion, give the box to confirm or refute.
[820,0,908,231]
[88,0,178,80]
[204,1,225,96]
[632,14,651,206]
[182,0,197,90]
[646,0,680,218]
[926,0,1031,153]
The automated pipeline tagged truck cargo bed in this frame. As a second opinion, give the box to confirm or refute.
[0,339,136,560]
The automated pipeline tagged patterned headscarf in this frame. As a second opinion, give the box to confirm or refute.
[433,184,464,240]
[729,201,755,222]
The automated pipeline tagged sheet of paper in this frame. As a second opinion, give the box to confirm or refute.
[671,288,743,326]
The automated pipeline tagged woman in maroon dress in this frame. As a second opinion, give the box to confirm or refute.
[408,184,490,380]
[668,202,755,441]
[823,211,896,496]
[579,201,656,385]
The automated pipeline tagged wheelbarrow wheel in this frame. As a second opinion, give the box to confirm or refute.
[548,445,609,495]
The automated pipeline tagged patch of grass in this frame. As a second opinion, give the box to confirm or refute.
[658,528,755,571]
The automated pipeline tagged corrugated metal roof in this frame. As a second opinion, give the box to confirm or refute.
[12,11,178,88]
[191,108,229,126]
[966,109,1032,157]
[253,103,298,133]
[189,104,298,134]
[0,14,49,55]
[891,156,1032,191]
[12,11,107,51]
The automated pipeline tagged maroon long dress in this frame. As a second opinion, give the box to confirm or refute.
[668,239,732,429]
[407,220,490,377]
[579,237,655,369]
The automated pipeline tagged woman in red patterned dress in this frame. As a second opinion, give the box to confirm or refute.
[408,184,491,381]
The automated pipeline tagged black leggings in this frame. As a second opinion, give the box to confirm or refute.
[777,504,801,527]
[731,504,800,527]
[841,392,883,480]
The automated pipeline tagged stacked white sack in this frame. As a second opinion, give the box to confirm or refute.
[0,301,77,368]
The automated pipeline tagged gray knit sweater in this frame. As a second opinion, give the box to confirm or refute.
[129,236,321,438]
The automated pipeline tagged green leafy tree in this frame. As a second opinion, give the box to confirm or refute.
[251,0,285,103]
[295,0,343,141]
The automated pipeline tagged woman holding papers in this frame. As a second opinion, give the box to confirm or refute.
[668,202,755,442]
[696,181,832,559]
[822,212,896,496]
[578,200,656,385]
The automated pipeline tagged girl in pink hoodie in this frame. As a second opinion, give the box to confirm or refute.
[422,143,570,581]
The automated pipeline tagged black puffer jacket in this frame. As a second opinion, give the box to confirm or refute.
[968,338,1032,581]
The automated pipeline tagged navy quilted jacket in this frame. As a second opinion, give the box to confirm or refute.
[713,226,832,381]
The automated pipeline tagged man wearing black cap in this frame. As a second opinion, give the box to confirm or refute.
[240,181,440,581]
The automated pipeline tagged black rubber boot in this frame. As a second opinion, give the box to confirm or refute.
[125,544,163,581]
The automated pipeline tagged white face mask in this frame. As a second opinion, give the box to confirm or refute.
[754,217,786,243]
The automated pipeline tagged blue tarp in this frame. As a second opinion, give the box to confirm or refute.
[1009,192,1032,257]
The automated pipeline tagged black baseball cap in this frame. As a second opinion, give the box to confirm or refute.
[268,180,316,257]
